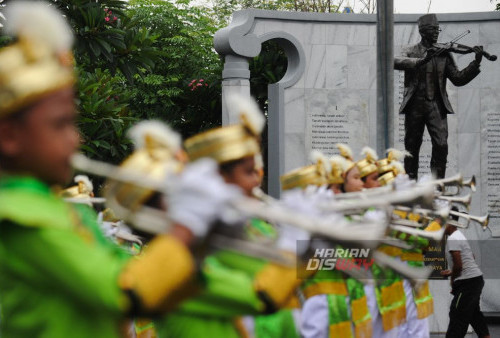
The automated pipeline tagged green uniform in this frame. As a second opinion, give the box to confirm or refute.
[156,254,266,338]
[0,176,130,337]
[156,218,295,338]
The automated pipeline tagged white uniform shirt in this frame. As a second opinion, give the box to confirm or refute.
[445,230,482,281]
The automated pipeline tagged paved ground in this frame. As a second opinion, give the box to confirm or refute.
[430,323,500,337]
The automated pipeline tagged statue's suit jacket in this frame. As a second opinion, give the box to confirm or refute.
[394,42,481,114]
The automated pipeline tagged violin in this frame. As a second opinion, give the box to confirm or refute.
[432,42,497,62]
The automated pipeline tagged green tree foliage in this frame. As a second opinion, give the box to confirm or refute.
[250,41,288,111]
[0,0,162,162]
[126,0,223,138]
[0,0,295,169]
[77,68,137,163]
[210,0,348,26]
[210,0,296,26]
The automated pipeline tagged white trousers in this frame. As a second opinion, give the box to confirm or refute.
[300,295,330,338]
[397,279,430,338]
[364,283,399,338]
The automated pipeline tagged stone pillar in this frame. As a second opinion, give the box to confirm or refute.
[376,0,395,155]
[221,55,250,125]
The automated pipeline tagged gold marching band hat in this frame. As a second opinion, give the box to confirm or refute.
[378,170,396,186]
[378,148,410,186]
[60,175,94,199]
[356,146,378,178]
[280,150,330,190]
[0,2,75,119]
[106,121,185,213]
[329,155,348,184]
[294,145,408,187]
[184,93,265,164]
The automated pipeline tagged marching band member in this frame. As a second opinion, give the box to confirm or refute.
[0,3,238,337]
[294,146,376,338]
[358,147,381,189]
[378,150,434,338]
[281,152,352,338]
[337,144,364,193]
[328,155,347,194]
[156,94,303,338]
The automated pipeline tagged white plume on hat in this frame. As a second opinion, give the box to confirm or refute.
[391,161,405,175]
[74,175,93,193]
[387,148,411,162]
[361,146,378,162]
[330,155,349,172]
[336,143,353,161]
[227,93,265,136]
[4,1,74,53]
[310,150,331,174]
[127,120,181,151]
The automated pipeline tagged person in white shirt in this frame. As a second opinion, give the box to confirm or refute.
[440,212,490,338]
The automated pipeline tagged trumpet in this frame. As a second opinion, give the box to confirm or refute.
[464,176,476,192]
[252,187,277,204]
[394,206,449,220]
[73,154,374,265]
[72,154,387,246]
[391,218,424,228]
[449,210,489,230]
[234,198,387,246]
[390,224,446,242]
[63,197,107,205]
[209,231,296,267]
[331,185,394,200]
[423,174,476,196]
[321,184,435,213]
[373,251,432,288]
[436,193,472,210]
[446,219,467,229]
[380,237,415,249]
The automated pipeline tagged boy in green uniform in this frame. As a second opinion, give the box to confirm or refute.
[0,3,237,337]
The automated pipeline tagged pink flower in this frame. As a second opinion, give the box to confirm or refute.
[205,83,208,87]
[189,79,196,84]
[113,16,117,21]
[197,83,202,86]
[104,8,109,12]
[199,79,204,82]
[105,17,110,22]
[108,10,112,15]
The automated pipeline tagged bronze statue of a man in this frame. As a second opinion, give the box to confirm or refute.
[395,14,483,179]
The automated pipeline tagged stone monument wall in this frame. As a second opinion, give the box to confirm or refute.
[215,10,500,331]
